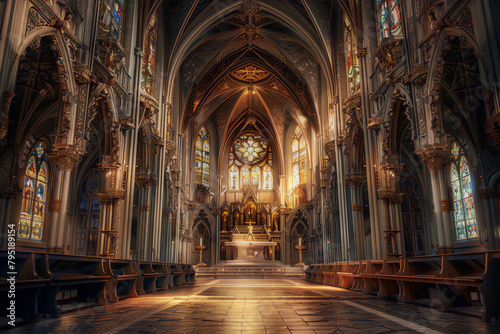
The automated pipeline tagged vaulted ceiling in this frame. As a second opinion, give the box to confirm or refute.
[161,0,340,148]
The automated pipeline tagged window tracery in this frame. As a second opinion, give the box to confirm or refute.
[450,142,477,240]
[18,143,48,241]
[344,15,360,96]
[142,14,157,95]
[291,126,306,190]
[195,126,210,187]
[98,0,126,42]
[229,132,272,190]
[375,0,402,43]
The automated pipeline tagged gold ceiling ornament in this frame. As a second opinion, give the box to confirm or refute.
[231,65,270,82]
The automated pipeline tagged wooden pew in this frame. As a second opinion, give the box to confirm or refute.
[322,263,335,285]
[330,263,342,287]
[38,253,110,317]
[135,261,157,294]
[396,255,443,303]
[152,262,170,290]
[375,258,401,297]
[352,260,366,291]
[337,261,359,289]
[482,252,500,322]
[360,260,383,294]
[315,264,325,283]
[309,264,321,283]
[183,264,196,283]
[304,264,314,280]
[105,258,138,302]
[169,264,185,286]
[0,251,50,323]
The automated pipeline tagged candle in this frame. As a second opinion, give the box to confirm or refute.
[200,237,203,246]
[299,237,302,246]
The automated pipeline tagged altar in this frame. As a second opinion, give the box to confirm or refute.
[224,221,277,262]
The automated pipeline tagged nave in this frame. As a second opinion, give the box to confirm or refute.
[6,278,500,334]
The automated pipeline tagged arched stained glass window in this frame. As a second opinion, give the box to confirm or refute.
[375,0,402,43]
[228,132,272,190]
[450,142,478,240]
[263,165,272,189]
[142,14,157,95]
[195,126,210,187]
[229,165,239,189]
[241,165,250,188]
[251,166,260,188]
[77,170,101,256]
[291,126,306,190]
[344,15,360,96]
[98,0,126,42]
[19,143,48,241]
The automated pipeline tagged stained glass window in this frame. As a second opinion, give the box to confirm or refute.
[98,0,126,42]
[344,15,360,96]
[19,143,48,241]
[77,170,101,256]
[228,132,272,190]
[291,126,306,190]
[233,133,268,165]
[142,14,157,95]
[229,165,239,189]
[263,165,272,189]
[375,0,402,43]
[195,126,210,187]
[450,142,478,240]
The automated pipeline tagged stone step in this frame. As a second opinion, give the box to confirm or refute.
[195,264,305,279]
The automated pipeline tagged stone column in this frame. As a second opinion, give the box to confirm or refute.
[377,159,404,257]
[416,144,453,254]
[345,173,367,260]
[47,145,80,253]
[478,188,498,250]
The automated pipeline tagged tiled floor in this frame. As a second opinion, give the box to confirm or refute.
[5,278,500,333]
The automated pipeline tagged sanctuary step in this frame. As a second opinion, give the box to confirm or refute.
[195,262,306,279]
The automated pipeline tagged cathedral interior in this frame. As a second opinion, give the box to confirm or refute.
[2,0,500,332]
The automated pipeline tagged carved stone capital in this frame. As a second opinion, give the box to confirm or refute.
[97,189,125,204]
[135,173,158,189]
[351,204,363,211]
[0,187,19,199]
[344,173,367,188]
[478,187,497,199]
[485,113,500,142]
[324,140,336,162]
[73,62,92,84]
[440,199,452,211]
[48,144,81,171]
[415,143,451,170]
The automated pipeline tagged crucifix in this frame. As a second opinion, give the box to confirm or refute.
[245,220,256,241]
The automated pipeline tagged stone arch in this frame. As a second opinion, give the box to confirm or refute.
[380,85,414,162]
[4,28,77,141]
[286,206,312,230]
[425,28,491,139]
[191,204,216,234]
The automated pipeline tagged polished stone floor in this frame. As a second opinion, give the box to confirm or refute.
[6,278,500,333]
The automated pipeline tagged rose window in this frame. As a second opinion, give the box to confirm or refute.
[233,133,268,165]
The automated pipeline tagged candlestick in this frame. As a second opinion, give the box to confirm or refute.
[299,237,302,246]
[200,237,203,246]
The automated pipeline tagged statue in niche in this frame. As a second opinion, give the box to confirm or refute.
[261,212,267,226]
[273,214,279,232]
[222,213,228,232]
[234,211,240,228]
